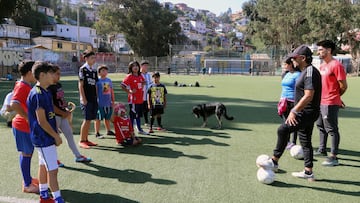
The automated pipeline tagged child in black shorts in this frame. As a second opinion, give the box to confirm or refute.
[147,72,167,133]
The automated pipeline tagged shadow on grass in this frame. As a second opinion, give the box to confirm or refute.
[165,127,231,138]
[91,144,207,160]
[62,189,138,203]
[63,163,176,185]
[142,135,229,146]
[117,145,207,159]
[272,180,360,196]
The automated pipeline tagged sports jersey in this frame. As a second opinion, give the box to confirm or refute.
[96,77,113,107]
[11,81,32,133]
[27,85,57,147]
[79,63,98,103]
[113,116,134,144]
[142,72,152,101]
[148,83,167,108]
[280,71,301,101]
[319,59,346,106]
[48,83,67,114]
[295,65,322,113]
[121,74,145,104]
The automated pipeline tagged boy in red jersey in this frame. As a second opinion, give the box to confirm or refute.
[112,102,142,146]
[10,60,39,194]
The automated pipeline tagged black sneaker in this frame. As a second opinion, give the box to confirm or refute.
[95,132,104,139]
[313,149,327,157]
[107,131,115,136]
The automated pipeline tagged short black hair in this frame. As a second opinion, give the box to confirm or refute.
[97,65,108,73]
[152,72,160,78]
[18,60,35,76]
[317,40,336,54]
[32,61,56,80]
[83,50,95,59]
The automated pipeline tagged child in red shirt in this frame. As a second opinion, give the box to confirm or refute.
[112,102,142,146]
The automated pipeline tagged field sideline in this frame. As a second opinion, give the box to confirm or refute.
[0,74,359,203]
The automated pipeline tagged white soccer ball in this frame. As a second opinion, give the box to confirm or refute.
[256,154,270,168]
[257,167,275,184]
[290,145,304,159]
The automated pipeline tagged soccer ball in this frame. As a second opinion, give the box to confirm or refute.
[257,167,275,184]
[256,154,270,167]
[290,145,304,159]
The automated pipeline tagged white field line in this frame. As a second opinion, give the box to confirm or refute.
[0,196,37,203]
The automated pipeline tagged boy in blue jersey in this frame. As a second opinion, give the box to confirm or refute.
[94,65,115,138]
[27,61,64,203]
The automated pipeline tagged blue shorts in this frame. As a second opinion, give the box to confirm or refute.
[81,102,98,120]
[12,128,34,154]
[97,106,113,120]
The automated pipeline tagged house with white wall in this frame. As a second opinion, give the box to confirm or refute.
[41,24,99,49]
[0,18,31,48]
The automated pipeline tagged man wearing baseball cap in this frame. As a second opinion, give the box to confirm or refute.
[259,45,322,181]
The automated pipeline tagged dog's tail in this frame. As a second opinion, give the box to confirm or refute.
[223,105,234,120]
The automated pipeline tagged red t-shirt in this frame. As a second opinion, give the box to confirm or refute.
[319,59,346,106]
[121,74,144,104]
[113,116,134,144]
[11,81,32,133]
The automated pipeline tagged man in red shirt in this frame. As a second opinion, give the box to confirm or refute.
[314,40,347,166]
[10,60,39,193]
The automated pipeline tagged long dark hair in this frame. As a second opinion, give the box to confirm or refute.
[128,61,141,75]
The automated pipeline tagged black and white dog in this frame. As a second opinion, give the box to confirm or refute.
[192,103,234,129]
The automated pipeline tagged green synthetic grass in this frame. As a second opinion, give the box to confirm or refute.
[0,74,359,203]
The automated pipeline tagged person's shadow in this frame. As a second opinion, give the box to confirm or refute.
[61,189,139,203]
[63,162,177,185]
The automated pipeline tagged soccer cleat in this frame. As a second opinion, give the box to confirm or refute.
[54,197,65,203]
[149,129,154,133]
[138,130,150,135]
[40,197,55,203]
[57,160,65,167]
[79,141,90,149]
[156,127,167,131]
[86,140,98,146]
[95,133,105,139]
[107,131,115,136]
[313,149,327,157]
[22,183,39,194]
[291,170,315,180]
[322,157,339,166]
[75,155,92,163]
[258,159,279,172]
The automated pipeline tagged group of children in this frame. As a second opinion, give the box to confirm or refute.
[5,51,167,202]
[77,51,168,148]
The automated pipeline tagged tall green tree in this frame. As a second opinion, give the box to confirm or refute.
[95,0,183,57]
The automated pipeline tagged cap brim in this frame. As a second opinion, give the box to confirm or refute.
[288,52,298,58]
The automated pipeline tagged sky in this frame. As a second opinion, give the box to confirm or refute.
[157,0,247,16]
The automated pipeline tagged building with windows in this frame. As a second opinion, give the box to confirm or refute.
[0,18,31,48]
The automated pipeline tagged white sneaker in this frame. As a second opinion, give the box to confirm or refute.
[138,130,150,135]
[258,159,279,172]
[291,171,315,180]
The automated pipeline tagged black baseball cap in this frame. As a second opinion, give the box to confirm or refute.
[288,45,312,58]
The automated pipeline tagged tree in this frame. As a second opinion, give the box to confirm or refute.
[305,0,360,73]
[0,0,18,20]
[95,0,183,56]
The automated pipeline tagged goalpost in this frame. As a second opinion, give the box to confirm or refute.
[204,59,272,75]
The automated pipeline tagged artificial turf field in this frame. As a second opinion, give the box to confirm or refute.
[0,74,359,203]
